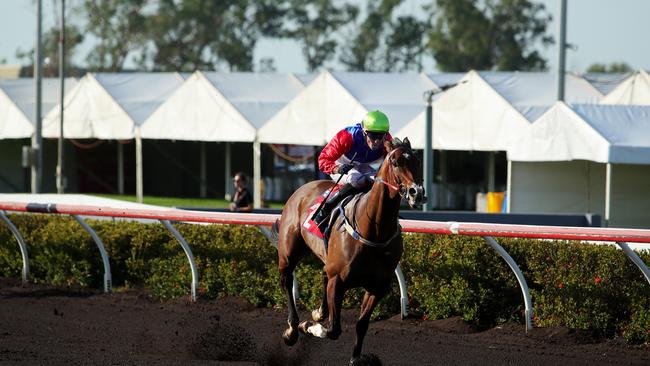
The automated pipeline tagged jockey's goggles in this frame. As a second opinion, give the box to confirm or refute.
[365,131,386,141]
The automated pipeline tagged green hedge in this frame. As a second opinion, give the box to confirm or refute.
[0,214,648,343]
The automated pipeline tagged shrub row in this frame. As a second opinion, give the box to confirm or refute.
[0,214,648,343]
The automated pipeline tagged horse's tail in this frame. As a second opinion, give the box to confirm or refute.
[270,218,281,244]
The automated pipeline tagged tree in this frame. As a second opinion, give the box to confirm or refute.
[428,0,553,72]
[384,15,428,72]
[587,62,633,73]
[145,0,227,71]
[339,0,400,71]
[340,0,429,72]
[283,0,358,72]
[15,24,85,77]
[83,0,149,72]
[146,0,288,72]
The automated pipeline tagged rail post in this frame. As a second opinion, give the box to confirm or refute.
[161,220,200,301]
[73,215,112,293]
[617,241,650,285]
[484,236,533,331]
[0,211,29,285]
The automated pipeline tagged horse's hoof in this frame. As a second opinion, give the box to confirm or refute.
[298,320,311,334]
[327,328,341,340]
[282,328,299,346]
[311,309,325,322]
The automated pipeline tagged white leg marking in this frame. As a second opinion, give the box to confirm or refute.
[307,323,328,338]
[312,309,323,321]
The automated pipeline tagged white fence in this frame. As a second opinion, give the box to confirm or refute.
[1,201,649,332]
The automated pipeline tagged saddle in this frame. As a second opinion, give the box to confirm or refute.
[302,187,359,253]
[302,185,343,239]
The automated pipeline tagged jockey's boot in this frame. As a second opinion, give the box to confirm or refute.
[313,183,357,232]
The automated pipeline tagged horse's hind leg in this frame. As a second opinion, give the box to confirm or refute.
[278,233,308,346]
[311,267,329,322]
[350,288,388,363]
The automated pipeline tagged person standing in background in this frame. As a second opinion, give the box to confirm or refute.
[229,172,253,212]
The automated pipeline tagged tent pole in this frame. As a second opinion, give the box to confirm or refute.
[506,160,512,213]
[556,0,567,101]
[440,150,447,209]
[56,0,65,194]
[224,142,231,200]
[200,142,206,198]
[423,90,434,211]
[136,129,143,203]
[32,0,43,194]
[605,163,611,227]
[253,137,261,209]
[117,142,124,195]
[487,152,496,192]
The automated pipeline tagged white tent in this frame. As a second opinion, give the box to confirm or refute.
[600,70,650,105]
[142,71,305,142]
[43,72,185,201]
[0,78,77,139]
[581,72,630,96]
[509,102,650,164]
[44,73,185,139]
[425,72,466,90]
[258,70,438,145]
[507,102,650,228]
[142,71,307,206]
[397,70,604,151]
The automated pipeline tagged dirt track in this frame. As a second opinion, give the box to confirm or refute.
[0,278,648,366]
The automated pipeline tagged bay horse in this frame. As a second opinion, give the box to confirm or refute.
[276,137,425,364]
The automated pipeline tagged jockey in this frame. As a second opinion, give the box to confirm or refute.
[313,110,393,229]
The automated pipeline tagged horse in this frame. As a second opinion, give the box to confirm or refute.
[275,137,425,365]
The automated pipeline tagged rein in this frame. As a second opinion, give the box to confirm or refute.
[372,147,407,198]
[372,176,401,194]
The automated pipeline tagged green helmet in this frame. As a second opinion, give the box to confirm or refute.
[362,110,390,133]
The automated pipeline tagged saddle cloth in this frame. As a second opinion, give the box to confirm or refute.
[302,185,343,238]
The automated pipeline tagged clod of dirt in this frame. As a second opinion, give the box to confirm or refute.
[353,353,383,366]
[191,323,256,362]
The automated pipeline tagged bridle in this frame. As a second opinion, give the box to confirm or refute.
[340,144,419,247]
[373,146,417,199]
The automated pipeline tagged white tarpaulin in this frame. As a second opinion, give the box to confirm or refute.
[0,78,77,139]
[507,102,650,228]
[43,73,185,139]
[397,70,604,150]
[142,72,305,142]
[600,70,650,105]
[508,160,650,229]
[258,70,437,145]
[508,102,650,164]
[582,72,629,96]
[425,73,466,90]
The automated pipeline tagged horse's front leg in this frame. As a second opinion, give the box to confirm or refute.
[300,274,344,340]
[350,288,387,364]
[311,268,329,322]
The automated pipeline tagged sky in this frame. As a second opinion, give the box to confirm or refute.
[1,0,649,74]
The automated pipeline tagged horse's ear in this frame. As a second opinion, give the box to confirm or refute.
[403,137,411,149]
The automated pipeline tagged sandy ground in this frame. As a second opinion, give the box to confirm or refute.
[0,278,648,366]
